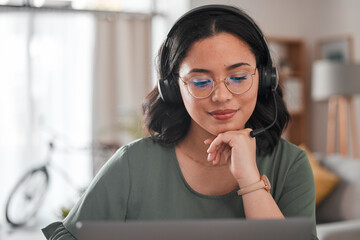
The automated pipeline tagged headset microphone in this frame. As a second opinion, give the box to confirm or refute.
[250,90,278,138]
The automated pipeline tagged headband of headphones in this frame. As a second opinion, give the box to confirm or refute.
[158,4,278,104]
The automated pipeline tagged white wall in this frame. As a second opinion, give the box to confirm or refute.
[190,0,360,154]
[191,0,314,37]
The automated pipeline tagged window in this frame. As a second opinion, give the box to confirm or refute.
[0,9,94,223]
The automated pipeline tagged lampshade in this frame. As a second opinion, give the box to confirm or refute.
[312,60,360,101]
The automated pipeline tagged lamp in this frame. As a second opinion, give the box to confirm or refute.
[312,60,360,157]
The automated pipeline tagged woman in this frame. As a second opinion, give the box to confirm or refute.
[43,5,318,240]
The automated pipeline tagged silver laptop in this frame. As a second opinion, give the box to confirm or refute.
[76,218,312,240]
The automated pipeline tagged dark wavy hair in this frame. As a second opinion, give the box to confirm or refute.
[142,6,290,154]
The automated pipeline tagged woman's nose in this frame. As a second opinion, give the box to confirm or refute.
[211,80,232,102]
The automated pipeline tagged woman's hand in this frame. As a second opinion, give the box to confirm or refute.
[204,128,260,187]
[204,129,284,219]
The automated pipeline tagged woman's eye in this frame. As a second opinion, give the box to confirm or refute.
[191,79,212,88]
[229,73,248,82]
[229,76,246,82]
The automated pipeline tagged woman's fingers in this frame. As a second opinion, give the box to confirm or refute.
[213,143,226,165]
[204,137,219,163]
[204,129,255,166]
[203,138,214,146]
[206,142,223,163]
[205,135,228,165]
[206,133,231,154]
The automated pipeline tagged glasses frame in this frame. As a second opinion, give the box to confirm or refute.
[180,68,257,99]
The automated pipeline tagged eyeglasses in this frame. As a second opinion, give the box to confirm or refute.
[180,68,256,99]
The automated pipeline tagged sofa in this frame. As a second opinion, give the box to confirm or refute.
[309,153,360,240]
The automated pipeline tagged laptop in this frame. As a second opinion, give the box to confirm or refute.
[76,218,312,240]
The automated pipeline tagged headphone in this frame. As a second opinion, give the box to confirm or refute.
[158,4,278,104]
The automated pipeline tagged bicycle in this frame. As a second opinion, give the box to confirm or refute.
[5,141,54,227]
[4,139,118,227]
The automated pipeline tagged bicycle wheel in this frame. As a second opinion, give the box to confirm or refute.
[5,166,49,227]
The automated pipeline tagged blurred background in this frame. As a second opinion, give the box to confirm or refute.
[0,0,359,239]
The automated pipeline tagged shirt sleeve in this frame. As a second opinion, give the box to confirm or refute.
[42,145,131,239]
[42,222,76,240]
[276,150,318,240]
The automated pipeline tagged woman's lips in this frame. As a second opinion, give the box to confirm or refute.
[209,109,237,120]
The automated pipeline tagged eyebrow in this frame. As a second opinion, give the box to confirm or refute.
[187,62,251,74]
[226,62,251,70]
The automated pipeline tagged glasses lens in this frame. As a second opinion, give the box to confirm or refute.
[226,71,253,94]
[188,77,214,98]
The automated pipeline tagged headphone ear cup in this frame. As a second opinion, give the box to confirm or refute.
[158,78,182,104]
[258,66,278,97]
[258,66,266,96]
[270,67,279,91]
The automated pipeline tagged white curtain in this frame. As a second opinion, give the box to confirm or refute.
[92,12,153,173]
[0,7,152,225]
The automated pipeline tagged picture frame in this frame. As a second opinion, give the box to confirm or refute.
[317,35,354,63]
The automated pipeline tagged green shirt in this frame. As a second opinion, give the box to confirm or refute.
[42,137,318,239]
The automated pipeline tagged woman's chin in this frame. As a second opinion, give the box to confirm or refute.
[210,126,245,136]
